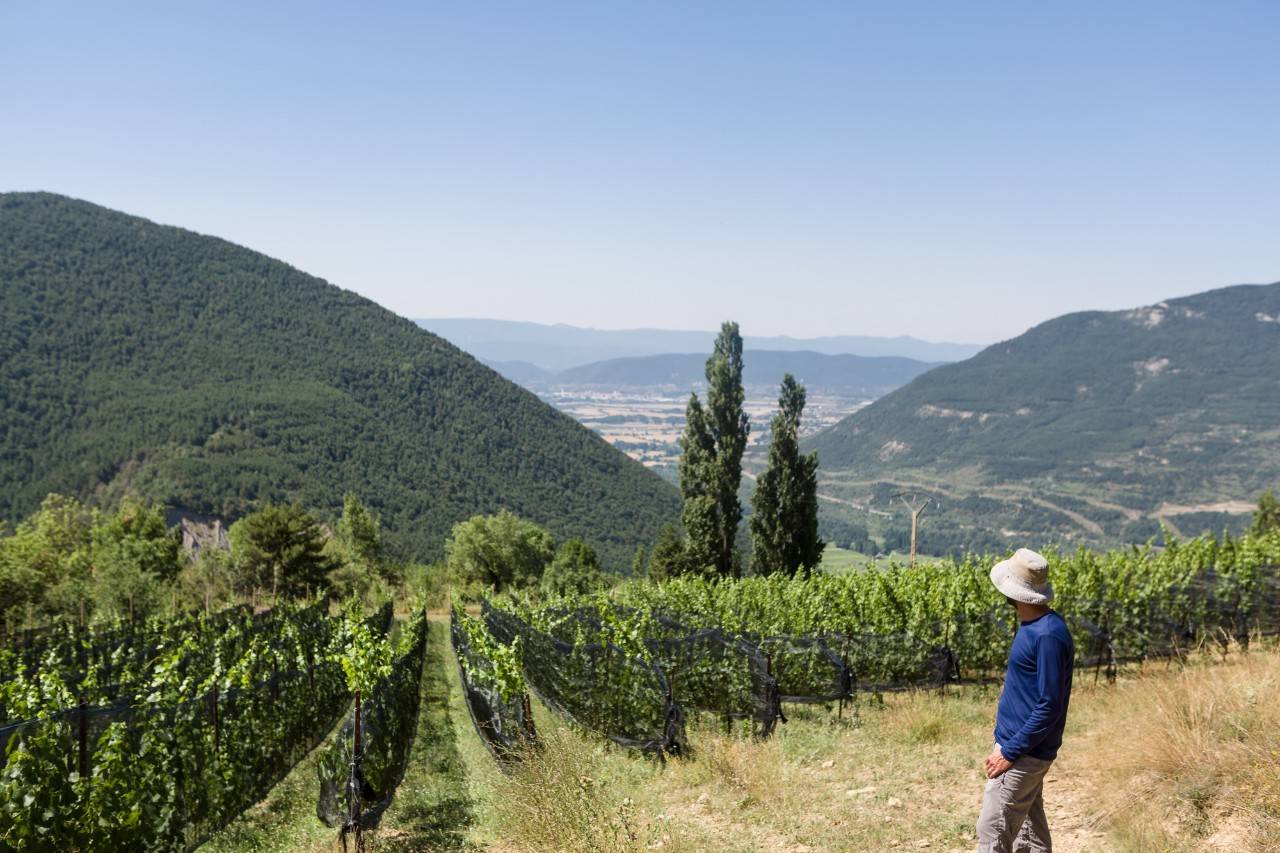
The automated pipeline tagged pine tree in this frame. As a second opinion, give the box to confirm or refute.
[228,503,336,599]
[750,374,824,576]
[678,322,749,578]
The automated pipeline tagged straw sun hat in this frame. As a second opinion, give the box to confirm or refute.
[990,548,1054,606]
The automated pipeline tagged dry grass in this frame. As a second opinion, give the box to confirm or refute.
[1071,647,1280,851]
[455,646,1280,852]
[482,727,676,852]
[695,731,785,804]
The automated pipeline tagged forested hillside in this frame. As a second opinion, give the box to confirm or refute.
[0,192,679,567]
[806,283,1280,551]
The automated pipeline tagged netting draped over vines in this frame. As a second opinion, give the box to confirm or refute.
[754,634,852,704]
[450,532,1280,760]
[528,602,785,736]
[451,609,538,765]
[0,601,346,851]
[483,602,684,754]
[613,532,1280,680]
[317,605,429,832]
[0,605,255,687]
[0,605,279,720]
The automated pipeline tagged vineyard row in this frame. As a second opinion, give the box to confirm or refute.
[455,530,1280,758]
[0,600,433,851]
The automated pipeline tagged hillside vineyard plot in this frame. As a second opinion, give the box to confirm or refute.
[2,605,261,712]
[318,606,430,840]
[0,601,427,851]
[462,530,1280,759]
[452,608,539,766]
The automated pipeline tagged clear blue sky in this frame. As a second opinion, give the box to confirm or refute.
[4,1,1277,343]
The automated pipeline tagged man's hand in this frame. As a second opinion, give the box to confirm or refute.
[984,747,1013,779]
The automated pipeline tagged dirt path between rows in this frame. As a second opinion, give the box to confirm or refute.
[366,619,474,851]
[1039,756,1110,851]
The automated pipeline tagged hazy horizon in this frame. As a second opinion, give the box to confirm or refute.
[415,315,986,345]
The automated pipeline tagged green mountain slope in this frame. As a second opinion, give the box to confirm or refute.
[805,283,1280,551]
[0,192,679,567]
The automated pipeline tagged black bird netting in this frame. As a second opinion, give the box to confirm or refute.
[0,612,191,679]
[483,603,684,755]
[366,600,395,638]
[0,610,346,851]
[530,603,783,735]
[451,610,538,766]
[576,604,938,708]
[641,609,847,714]
[644,628,782,737]
[754,634,853,705]
[841,628,962,693]
[1034,565,1280,688]
[1068,617,1119,683]
[317,608,430,836]
[0,604,337,731]
[0,604,258,687]
[450,559,1280,763]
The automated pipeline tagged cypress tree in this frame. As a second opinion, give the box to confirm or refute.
[750,374,824,576]
[678,322,749,578]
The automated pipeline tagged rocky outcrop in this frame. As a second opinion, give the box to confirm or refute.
[165,508,232,558]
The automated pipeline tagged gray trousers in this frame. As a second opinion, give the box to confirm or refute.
[976,749,1053,852]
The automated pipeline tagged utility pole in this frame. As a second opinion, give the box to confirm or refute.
[895,493,936,566]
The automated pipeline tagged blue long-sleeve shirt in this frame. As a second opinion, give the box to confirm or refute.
[995,611,1074,762]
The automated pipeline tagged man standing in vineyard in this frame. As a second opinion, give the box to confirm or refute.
[976,548,1074,853]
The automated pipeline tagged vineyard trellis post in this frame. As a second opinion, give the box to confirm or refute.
[764,649,773,736]
[347,689,364,853]
[661,683,677,761]
[1104,609,1115,684]
[209,685,220,750]
[521,694,538,742]
[77,694,89,779]
[306,643,315,693]
[1105,629,1116,684]
[837,638,848,721]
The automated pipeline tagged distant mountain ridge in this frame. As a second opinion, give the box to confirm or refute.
[418,318,984,369]
[0,192,679,568]
[549,351,941,395]
[804,282,1280,551]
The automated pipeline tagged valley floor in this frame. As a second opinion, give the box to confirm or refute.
[206,627,1280,852]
